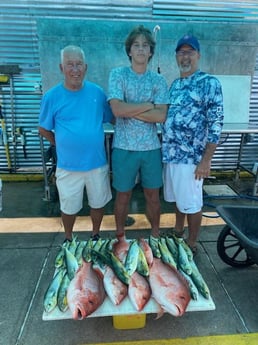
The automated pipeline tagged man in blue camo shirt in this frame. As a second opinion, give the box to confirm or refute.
[162,34,224,254]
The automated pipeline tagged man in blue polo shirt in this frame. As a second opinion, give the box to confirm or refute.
[39,45,113,242]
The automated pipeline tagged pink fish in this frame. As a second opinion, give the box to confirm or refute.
[112,236,129,263]
[149,258,191,317]
[103,265,128,305]
[128,271,151,311]
[67,261,106,320]
[138,238,153,267]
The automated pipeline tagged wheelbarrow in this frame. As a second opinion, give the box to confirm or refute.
[216,205,258,268]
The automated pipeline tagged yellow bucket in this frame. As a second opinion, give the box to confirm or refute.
[113,314,146,330]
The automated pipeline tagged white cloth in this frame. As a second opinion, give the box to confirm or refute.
[163,163,203,214]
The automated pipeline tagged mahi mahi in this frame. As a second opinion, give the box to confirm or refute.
[44,268,65,313]
[125,239,139,276]
[138,238,153,267]
[57,271,71,312]
[65,247,79,280]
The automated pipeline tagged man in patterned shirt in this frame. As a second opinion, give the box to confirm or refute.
[162,34,224,254]
[108,25,169,240]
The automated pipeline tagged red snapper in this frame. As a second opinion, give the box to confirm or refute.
[67,261,106,320]
[149,258,191,317]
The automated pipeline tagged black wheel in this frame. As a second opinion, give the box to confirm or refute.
[217,225,255,267]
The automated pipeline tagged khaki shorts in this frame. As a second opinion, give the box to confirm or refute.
[163,163,203,214]
[56,165,112,215]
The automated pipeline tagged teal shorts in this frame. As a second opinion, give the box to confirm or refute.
[112,148,163,192]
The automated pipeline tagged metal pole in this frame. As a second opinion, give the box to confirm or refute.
[39,134,51,201]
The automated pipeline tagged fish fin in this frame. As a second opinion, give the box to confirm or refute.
[155,309,165,320]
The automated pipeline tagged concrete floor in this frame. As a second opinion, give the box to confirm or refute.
[0,177,258,345]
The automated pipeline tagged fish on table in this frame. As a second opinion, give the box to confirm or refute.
[44,236,211,318]
[67,260,106,320]
[65,247,79,280]
[136,245,150,277]
[138,238,153,268]
[44,268,66,313]
[112,236,129,263]
[128,271,151,311]
[57,271,71,312]
[103,265,128,306]
[113,238,152,311]
[92,257,128,307]
[149,258,191,317]
[124,239,139,276]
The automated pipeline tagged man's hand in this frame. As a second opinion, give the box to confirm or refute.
[194,142,217,180]
[195,160,211,180]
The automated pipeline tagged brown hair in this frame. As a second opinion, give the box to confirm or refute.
[125,25,155,61]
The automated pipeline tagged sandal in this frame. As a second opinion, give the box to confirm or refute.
[171,229,186,238]
[91,233,101,241]
[188,244,198,256]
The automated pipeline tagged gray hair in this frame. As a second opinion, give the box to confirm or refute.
[60,45,85,64]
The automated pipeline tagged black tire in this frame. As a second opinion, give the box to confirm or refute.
[217,225,254,267]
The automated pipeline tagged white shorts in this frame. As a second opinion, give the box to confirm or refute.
[56,165,112,215]
[163,163,203,214]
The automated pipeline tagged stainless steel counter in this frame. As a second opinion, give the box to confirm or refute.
[104,122,258,134]
[222,123,258,134]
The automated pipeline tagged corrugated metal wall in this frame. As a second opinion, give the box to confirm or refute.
[0,0,258,174]
[153,0,258,22]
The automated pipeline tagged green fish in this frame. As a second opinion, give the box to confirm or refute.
[93,237,103,251]
[90,248,112,267]
[179,269,199,301]
[95,239,111,268]
[174,237,193,262]
[149,235,161,258]
[68,235,78,256]
[54,240,70,269]
[106,238,116,252]
[99,238,112,256]
[54,247,65,269]
[44,268,65,313]
[125,239,139,276]
[75,240,86,266]
[165,236,178,262]
[190,260,210,299]
[82,237,94,262]
[177,242,192,275]
[65,247,79,280]
[136,245,149,277]
[57,271,71,312]
[91,238,104,263]
[110,252,130,285]
[158,237,177,269]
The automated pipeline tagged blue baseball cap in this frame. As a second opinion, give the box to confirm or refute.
[175,34,200,52]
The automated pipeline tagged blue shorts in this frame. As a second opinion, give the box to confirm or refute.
[112,148,163,192]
